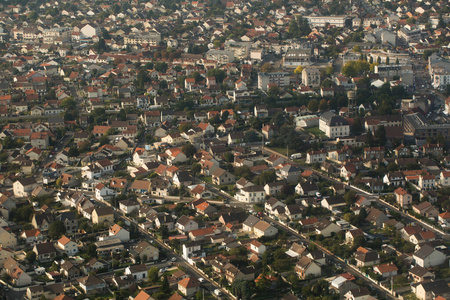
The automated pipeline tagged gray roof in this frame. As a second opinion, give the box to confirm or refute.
[414,244,436,259]
[243,215,260,228]
[320,111,349,126]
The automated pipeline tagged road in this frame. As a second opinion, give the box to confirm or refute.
[94,197,231,299]
[262,147,449,239]
[264,215,396,300]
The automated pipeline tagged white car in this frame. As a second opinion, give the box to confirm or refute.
[171,257,177,262]
[316,192,322,198]
[198,277,205,283]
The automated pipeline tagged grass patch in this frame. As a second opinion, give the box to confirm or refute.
[305,127,327,138]
[266,146,288,156]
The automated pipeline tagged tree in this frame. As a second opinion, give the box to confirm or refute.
[375,125,387,146]
[181,143,197,157]
[160,275,170,294]
[191,163,201,175]
[344,191,357,205]
[99,135,110,146]
[260,63,273,73]
[26,251,36,263]
[244,130,259,143]
[148,267,159,283]
[319,99,328,111]
[49,220,66,239]
[386,57,390,65]
[294,66,304,75]
[353,45,362,52]
[307,99,319,112]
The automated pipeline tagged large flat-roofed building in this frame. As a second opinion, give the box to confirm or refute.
[283,48,312,67]
[404,112,450,142]
[124,32,161,46]
[258,72,290,91]
[206,49,235,64]
[305,15,350,27]
[428,53,450,90]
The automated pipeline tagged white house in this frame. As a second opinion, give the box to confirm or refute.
[105,224,130,243]
[413,245,446,268]
[319,111,350,138]
[175,215,199,233]
[236,185,266,203]
[254,220,278,238]
[119,200,140,214]
[125,264,147,281]
[57,235,79,255]
[95,183,116,201]
[80,24,100,39]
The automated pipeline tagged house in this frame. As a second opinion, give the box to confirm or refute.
[91,207,114,225]
[253,220,278,237]
[306,150,327,164]
[294,256,321,279]
[364,147,385,160]
[57,236,78,255]
[4,257,31,287]
[319,111,350,138]
[249,240,266,255]
[418,175,436,190]
[119,199,140,214]
[344,287,371,300]
[0,227,17,247]
[13,177,37,197]
[56,211,79,234]
[321,197,346,211]
[212,168,236,185]
[394,187,412,208]
[33,242,57,262]
[133,291,153,300]
[409,265,435,282]
[21,229,43,245]
[264,181,285,196]
[32,213,54,231]
[265,198,285,216]
[315,220,342,237]
[345,229,364,244]
[60,261,81,279]
[182,241,204,260]
[77,275,107,295]
[412,280,450,300]
[295,182,319,196]
[383,172,405,187]
[176,215,199,233]
[413,244,446,268]
[373,264,398,278]
[178,277,200,297]
[130,240,159,262]
[413,202,439,218]
[107,224,130,243]
[243,215,261,233]
[95,183,116,201]
[438,212,450,227]
[125,264,147,281]
[236,185,266,203]
[265,154,284,167]
[365,208,389,227]
[340,164,357,181]
[277,164,301,183]
[26,284,65,300]
[189,227,216,241]
[354,247,380,267]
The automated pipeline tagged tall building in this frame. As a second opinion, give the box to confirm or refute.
[347,90,357,117]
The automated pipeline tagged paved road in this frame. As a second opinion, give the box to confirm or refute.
[262,147,449,239]
[94,197,230,299]
[264,215,396,300]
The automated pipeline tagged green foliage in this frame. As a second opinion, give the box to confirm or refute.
[181,143,197,157]
[26,250,36,263]
[342,60,370,77]
[12,205,34,223]
[288,16,311,38]
[49,220,66,239]
[254,170,277,185]
[148,267,159,283]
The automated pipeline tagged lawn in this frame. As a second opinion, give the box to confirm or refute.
[266,146,288,156]
[305,127,327,138]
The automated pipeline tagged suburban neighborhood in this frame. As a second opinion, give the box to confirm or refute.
[0,0,449,299]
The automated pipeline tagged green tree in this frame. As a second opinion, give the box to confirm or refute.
[353,45,362,52]
[160,275,170,294]
[319,99,328,111]
[191,163,201,175]
[49,220,66,239]
[26,250,36,263]
[181,143,197,157]
[260,63,273,73]
[99,135,110,146]
[375,125,387,146]
[148,267,159,283]
[307,99,319,112]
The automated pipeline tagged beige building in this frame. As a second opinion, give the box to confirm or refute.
[130,240,159,262]
[13,177,37,198]
[0,227,17,247]
[91,207,114,225]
